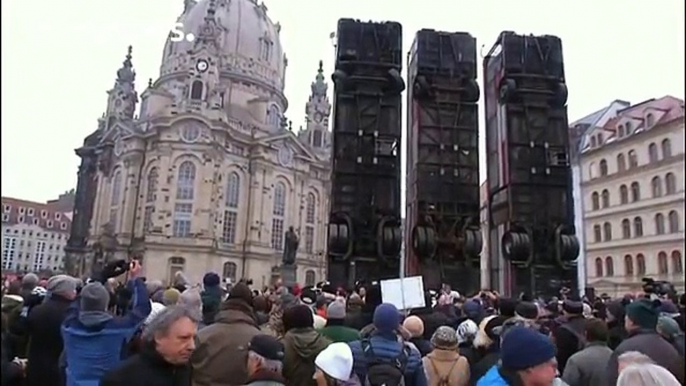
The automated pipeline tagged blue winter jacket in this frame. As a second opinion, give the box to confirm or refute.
[61,278,151,386]
[348,332,427,386]
[476,366,508,386]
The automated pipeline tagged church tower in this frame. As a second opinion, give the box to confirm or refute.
[298,61,331,155]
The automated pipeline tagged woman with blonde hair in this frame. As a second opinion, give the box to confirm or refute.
[617,363,681,386]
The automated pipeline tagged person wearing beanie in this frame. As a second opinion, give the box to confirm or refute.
[192,282,260,385]
[19,273,39,301]
[280,305,331,386]
[200,272,222,326]
[178,288,204,328]
[456,319,479,366]
[605,299,628,350]
[23,275,77,386]
[314,342,360,386]
[162,288,181,306]
[244,334,286,386]
[422,326,470,386]
[657,316,685,357]
[552,299,587,373]
[606,299,683,385]
[515,301,539,321]
[477,326,557,386]
[320,300,360,343]
[61,260,151,386]
[348,303,427,386]
[403,315,432,357]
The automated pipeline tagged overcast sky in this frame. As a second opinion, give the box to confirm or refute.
[2,0,684,204]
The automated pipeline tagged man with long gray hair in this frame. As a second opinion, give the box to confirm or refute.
[101,306,199,386]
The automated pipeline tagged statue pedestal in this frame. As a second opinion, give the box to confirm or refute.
[280,264,298,288]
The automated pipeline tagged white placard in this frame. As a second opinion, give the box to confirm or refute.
[380,276,426,311]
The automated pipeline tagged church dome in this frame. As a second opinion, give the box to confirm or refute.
[160,0,287,94]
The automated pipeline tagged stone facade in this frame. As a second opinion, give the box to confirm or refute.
[66,0,331,288]
[577,96,685,297]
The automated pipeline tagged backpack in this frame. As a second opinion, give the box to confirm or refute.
[362,339,409,386]
[427,357,460,386]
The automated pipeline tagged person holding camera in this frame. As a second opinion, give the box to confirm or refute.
[60,259,151,386]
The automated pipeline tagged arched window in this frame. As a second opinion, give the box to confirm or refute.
[603,222,612,241]
[648,143,659,163]
[144,167,158,232]
[267,105,281,129]
[222,172,241,244]
[665,173,677,194]
[636,254,646,276]
[630,182,640,202]
[271,182,287,250]
[628,150,638,168]
[621,219,631,239]
[626,121,633,133]
[658,252,669,275]
[618,124,625,137]
[617,154,626,172]
[633,217,643,237]
[624,255,634,276]
[190,81,203,100]
[668,210,679,233]
[304,193,316,253]
[591,192,600,210]
[595,258,603,277]
[599,159,608,176]
[173,161,196,237]
[109,170,122,229]
[589,162,596,180]
[305,270,316,286]
[601,190,610,208]
[646,113,655,127]
[605,256,614,276]
[651,176,663,198]
[661,138,672,158]
[223,262,237,283]
[655,213,665,235]
[619,185,629,204]
[593,225,602,243]
[168,257,186,283]
[590,136,597,148]
[671,251,683,274]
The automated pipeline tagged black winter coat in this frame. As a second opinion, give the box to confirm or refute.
[100,346,192,386]
[25,295,72,386]
[1,332,22,386]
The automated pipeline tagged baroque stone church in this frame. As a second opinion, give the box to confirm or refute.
[65,0,332,287]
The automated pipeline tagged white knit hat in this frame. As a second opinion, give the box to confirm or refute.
[315,342,353,381]
[145,301,166,325]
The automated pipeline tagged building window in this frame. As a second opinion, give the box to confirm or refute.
[33,241,46,272]
[590,136,597,148]
[17,215,24,224]
[672,251,683,274]
[313,130,323,148]
[259,38,273,61]
[648,143,658,163]
[655,213,665,235]
[223,262,237,283]
[41,210,47,218]
[601,190,610,208]
[146,167,158,203]
[605,256,614,276]
[630,182,640,202]
[668,210,679,233]
[222,211,238,244]
[3,205,10,213]
[1,237,17,270]
[628,150,638,168]
[60,222,66,230]
[47,220,53,228]
[633,217,643,237]
[646,113,655,127]
[267,105,281,129]
[618,125,625,137]
[603,222,612,241]
[589,162,596,180]
[599,159,608,176]
[271,182,287,250]
[27,208,34,216]
[190,81,203,100]
[167,257,185,284]
[19,207,25,215]
[1,214,8,222]
[176,161,196,200]
[622,219,631,239]
[143,206,154,233]
[33,219,39,225]
[619,185,628,204]
[665,173,677,194]
[626,122,633,133]
[593,225,601,243]
[624,255,634,276]
[173,203,192,237]
[651,176,663,198]
[658,252,669,274]
[591,192,599,210]
[304,227,314,254]
[305,193,316,253]
[636,254,646,276]
[595,258,603,277]
[661,138,672,158]
[226,173,240,208]
[617,154,626,172]
[305,270,316,286]
[110,170,123,230]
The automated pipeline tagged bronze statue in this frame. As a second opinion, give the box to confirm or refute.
[282,226,299,265]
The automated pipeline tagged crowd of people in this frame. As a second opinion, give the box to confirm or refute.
[1,260,685,386]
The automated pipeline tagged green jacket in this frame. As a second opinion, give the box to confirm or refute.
[319,325,360,343]
[282,328,331,386]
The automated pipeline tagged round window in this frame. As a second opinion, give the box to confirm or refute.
[278,146,293,167]
[181,124,201,143]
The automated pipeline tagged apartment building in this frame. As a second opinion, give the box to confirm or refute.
[577,96,685,296]
[1,195,73,274]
